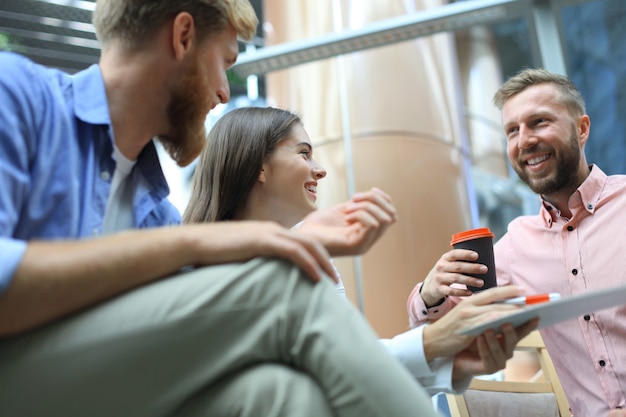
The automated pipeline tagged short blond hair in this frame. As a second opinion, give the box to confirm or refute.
[93,0,257,49]
[493,68,586,117]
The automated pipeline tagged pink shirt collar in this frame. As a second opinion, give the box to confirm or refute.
[539,164,606,228]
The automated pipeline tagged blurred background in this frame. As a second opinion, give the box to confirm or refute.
[2,0,624,338]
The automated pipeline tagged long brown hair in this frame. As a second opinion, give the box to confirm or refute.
[183,107,302,223]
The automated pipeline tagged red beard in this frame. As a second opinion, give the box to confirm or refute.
[158,56,213,167]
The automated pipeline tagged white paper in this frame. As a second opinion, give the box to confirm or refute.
[459,283,626,336]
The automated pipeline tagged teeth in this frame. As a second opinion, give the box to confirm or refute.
[305,185,317,193]
[527,154,549,165]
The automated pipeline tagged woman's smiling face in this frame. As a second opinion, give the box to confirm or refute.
[259,123,327,227]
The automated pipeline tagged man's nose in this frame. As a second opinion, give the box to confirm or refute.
[217,83,230,104]
[517,125,537,149]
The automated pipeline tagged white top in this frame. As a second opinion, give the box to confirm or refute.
[102,146,136,234]
[380,326,469,395]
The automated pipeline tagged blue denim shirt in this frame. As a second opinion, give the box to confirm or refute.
[0,52,181,295]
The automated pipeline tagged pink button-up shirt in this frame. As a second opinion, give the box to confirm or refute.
[408,165,626,417]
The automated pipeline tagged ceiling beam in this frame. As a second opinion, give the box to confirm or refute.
[231,0,530,77]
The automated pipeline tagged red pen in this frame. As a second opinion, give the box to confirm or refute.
[499,293,561,305]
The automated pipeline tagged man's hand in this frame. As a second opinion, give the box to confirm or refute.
[422,286,535,360]
[452,320,538,381]
[607,409,626,417]
[420,249,492,307]
[184,221,339,283]
[297,188,397,257]
[421,285,538,381]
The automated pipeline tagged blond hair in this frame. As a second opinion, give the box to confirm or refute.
[93,0,257,49]
[493,68,586,117]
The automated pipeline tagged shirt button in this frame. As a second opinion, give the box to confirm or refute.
[584,314,591,321]
[567,225,574,231]
[572,269,578,275]
[599,360,606,367]
[422,310,427,315]
[587,204,593,210]
[101,171,111,181]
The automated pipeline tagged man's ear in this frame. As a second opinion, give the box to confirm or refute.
[258,166,267,184]
[171,12,195,60]
[578,114,591,147]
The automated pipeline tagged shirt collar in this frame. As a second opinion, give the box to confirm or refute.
[71,65,169,198]
[71,64,111,126]
[540,164,607,227]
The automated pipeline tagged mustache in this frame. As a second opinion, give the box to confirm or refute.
[518,144,552,160]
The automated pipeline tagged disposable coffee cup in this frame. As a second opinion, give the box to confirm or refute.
[450,227,497,293]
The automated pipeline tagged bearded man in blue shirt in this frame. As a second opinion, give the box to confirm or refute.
[0,0,432,414]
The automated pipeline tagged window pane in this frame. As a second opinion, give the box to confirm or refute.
[562,0,626,174]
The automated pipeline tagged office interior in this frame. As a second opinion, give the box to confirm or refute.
[2,0,624,340]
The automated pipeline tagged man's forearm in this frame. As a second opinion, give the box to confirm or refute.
[0,227,194,337]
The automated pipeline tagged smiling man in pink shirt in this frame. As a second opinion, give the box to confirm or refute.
[408,68,626,417]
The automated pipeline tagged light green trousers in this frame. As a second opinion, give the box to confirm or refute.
[0,258,440,417]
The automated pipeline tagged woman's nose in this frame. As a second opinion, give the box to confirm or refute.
[312,162,326,179]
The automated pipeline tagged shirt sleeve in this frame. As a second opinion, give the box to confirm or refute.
[330,259,346,299]
[378,325,471,395]
[0,53,41,296]
[407,282,459,328]
[0,238,26,294]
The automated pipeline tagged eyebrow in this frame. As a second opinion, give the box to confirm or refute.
[503,121,517,131]
[298,142,313,150]
[504,111,552,129]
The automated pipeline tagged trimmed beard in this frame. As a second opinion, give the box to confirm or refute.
[514,129,581,195]
[157,56,212,167]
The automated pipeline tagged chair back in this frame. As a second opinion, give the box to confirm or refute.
[446,330,571,417]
